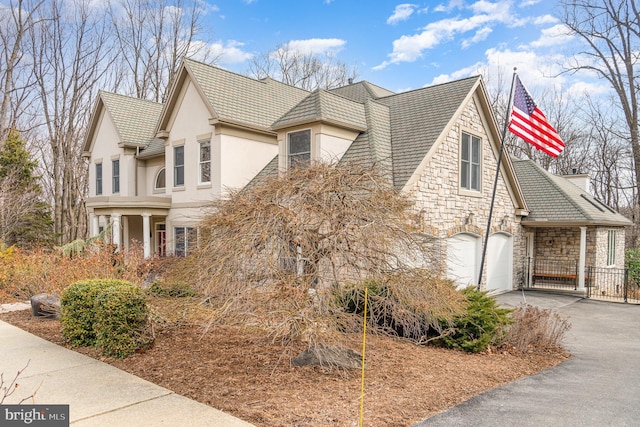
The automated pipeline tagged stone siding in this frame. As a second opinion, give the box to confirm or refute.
[407,97,522,289]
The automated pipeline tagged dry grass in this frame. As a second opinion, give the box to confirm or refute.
[504,304,571,353]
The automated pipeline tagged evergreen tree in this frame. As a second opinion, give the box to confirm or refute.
[0,129,55,248]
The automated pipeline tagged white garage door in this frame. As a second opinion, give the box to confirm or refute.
[447,233,480,289]
[486,232,513,293]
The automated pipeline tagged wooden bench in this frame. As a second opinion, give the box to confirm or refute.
[532,273,593,287]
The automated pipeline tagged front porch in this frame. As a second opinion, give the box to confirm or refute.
[521,257,639,304]
[87,195,171,258]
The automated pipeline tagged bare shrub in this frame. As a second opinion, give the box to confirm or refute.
[189,161,461,348]
[1,361,39,404]
[0,241,151,301]
[504,304,571,353]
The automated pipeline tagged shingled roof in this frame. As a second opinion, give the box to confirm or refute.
[176,58,310,131]
[247,74,485,189]
[513,159,631,226]
[83,91,163,154]
[376,76,480,188]
[271,89,367,131]
[329,81,395,103]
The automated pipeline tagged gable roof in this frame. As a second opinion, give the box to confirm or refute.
[512,159,631,227]
[157,58,310,133]
[329,81,396,103]
[271,89,367,131]
[83,91,163,154]
[376,76,481,188]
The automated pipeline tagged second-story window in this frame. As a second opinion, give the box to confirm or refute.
[174,146,184,187]
[155,167,166,190]
[460,132,481,192]
[287,130,311,169]
[96,163,102,195]
[199,140,211,184]
[112,159,120,193]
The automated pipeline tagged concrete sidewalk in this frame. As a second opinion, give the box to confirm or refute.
[415,291,640,427]
[0,308,254,426]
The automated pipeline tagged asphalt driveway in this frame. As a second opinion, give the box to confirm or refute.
[415,291,640,427]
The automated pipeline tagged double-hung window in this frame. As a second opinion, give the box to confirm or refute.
[199,139,211,184]
[287,130,311,169]
[95,163,103,195]
[460,132,481,192]
[112,159,120,193]
[174,226,197,257]
[174,146,184,187]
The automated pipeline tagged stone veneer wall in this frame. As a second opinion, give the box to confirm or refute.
[407,96,522,289]
[594,227,626,269]
[530,226,626,270]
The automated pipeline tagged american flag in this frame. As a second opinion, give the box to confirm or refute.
[508,76,565,157]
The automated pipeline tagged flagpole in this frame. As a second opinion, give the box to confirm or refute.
[477,68,518,290]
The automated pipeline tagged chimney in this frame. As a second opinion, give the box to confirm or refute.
[563,169,591,194]
[348,78,353,85]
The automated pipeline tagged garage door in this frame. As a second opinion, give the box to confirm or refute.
[447,233,480,289]
[486,232,513,292]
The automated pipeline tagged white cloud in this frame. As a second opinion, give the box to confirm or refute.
[519,0,543,7]
[193,40,253,64]
[526,24,573,48]
[533,14,558,25]
[375,0,517,69]
[462,26,493,48]
[285,38,346,56]
[387,4,417,25]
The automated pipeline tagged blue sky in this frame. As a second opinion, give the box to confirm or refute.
[204,0,600,97]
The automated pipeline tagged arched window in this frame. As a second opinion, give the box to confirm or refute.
[155,168,166,190]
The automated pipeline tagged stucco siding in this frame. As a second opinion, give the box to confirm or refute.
[89,109,122,197]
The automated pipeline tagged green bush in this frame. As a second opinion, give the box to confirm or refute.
[437,287,512,353]
[60,279,124,347]
[626,249,640,286]
[95,283,152,358]
[334,272,466,343]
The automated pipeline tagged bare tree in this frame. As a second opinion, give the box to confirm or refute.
[188,161,464,348]
[561,0,640,204]
[28,0,116,244]
[0,0,45,145]
[109,0,213,102]
[248,43,357,90]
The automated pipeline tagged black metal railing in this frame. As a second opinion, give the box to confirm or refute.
[523,257,579,290]
[586,266,639,303]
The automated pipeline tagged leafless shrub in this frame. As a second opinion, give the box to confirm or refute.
[189,161,463,348]
[504,304,571,353]
[1,361,39,404]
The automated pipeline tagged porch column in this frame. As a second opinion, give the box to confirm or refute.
[142,213,151,259]
[90,213,99,237]
[112,213,122,250]
[578,226,587,291]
